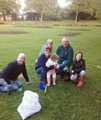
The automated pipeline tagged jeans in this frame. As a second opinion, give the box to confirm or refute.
[70,70,86,81]
[0,78,22,92]
[10,79,22,91]
[0,78,8,92]
[56,60,70,75]
[36,67,46,80]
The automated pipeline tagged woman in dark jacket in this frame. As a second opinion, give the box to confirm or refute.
[70,52,86,88]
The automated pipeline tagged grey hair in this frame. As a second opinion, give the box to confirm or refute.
[18,53,26,58]
[62,37,69,42]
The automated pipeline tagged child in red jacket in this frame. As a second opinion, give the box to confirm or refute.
[70,52,86,87]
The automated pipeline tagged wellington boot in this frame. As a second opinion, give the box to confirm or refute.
[74,77,79,83]
[77,76,85,88]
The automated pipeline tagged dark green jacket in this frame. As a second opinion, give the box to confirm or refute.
[56,44,74,67]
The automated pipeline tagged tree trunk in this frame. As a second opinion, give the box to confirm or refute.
[40,12,43,22]
[75,10,79,22]
[3,14,6,21]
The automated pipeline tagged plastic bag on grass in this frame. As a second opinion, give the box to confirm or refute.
[17,90,41,120]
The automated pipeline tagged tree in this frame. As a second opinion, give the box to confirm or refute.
[66,0,94,22]
[24,0,60,21]
[0,0,21,21]
[93,0,101,20]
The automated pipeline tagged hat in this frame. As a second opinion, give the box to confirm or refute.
[45,45,51,51]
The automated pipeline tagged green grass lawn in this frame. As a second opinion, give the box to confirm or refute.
[0,20,101,120]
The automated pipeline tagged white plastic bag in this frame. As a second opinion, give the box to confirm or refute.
[17,90,41,120]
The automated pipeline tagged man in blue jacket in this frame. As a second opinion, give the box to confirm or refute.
[56,37,74,74]
[0,53,30,92]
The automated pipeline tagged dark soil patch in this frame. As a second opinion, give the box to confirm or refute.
[0,31,28,34]
[15,25,53,28]
[96,24,101,27]
[59,32,81,37]
[53,24,60,26]
[67,29,90,31]
[66,24,74,26]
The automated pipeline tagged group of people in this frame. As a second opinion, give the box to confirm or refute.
[0,37,86,94]
[35,37,86,88]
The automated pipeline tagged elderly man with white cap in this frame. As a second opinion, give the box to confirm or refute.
[0,53,30,92]
[56,37,74,74]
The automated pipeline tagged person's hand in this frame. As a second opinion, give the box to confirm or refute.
[54,65,58,69]
[26,81,30,85]
[71,70,74,73]
[47,65,50,68]
[71,74,74,79]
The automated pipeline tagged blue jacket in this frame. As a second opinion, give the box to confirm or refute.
[35,54,54,71]
[0,60,29,84]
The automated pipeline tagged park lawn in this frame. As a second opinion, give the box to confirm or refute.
[0,21,101,120]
